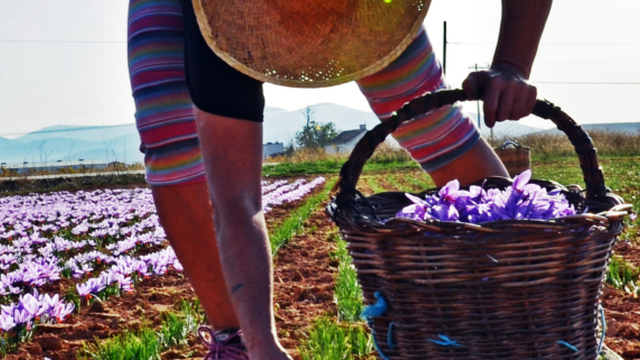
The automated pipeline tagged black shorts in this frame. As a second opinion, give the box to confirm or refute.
[180,0,265,122]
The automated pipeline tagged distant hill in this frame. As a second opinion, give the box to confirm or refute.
[535,122,640,136]
[263,103,380,144]
[0,136,16,149]
[5,104,634,167]
[0,132,144,166]
[12,124,138,143]
[474,116,543,138]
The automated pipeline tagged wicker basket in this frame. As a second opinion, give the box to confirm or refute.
[328,90,631,360]
[494,139,531,177]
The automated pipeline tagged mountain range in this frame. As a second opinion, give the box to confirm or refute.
[1,103,635,167]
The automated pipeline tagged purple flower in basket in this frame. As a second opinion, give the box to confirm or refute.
[396,170,576,224]
[396,194,432,221]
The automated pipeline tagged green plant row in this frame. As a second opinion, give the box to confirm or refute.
[297,232,375,359]
[605,255,640,296]
[298,317,374,360]
[270,178,337,255]
[77,299,205,360]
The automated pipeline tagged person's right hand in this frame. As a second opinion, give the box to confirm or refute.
[462,62,537,128]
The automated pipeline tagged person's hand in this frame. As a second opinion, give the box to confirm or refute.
[462,62,537,128]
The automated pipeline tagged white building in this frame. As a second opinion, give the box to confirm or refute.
[324,124,368,155]
[263,142,285,159]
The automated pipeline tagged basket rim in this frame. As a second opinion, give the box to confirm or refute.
[329,176,631,234]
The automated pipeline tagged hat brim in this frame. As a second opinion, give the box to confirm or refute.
[193,0,431,88]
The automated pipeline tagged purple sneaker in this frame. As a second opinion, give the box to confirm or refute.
[198,326,249,360]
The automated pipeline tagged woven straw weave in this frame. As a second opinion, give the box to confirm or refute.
[192,0,430,87]
[494,139,531,177]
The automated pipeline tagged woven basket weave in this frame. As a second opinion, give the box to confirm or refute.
[494,139,531,177]
[328,90,631,360]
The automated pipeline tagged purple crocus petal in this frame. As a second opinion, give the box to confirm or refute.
[396,204,425,221]
[468,185,483,200]
[20,293,43,317]
[12,308,33,324]
[76,283,92,297]
[405,193,428,206]
[512,169,532,191]
[438,179,461,203]
[50,302,75,322]
[523,183,542,195]
[431,203,459,222]
[1,304,15,317]
[0,313,16,331]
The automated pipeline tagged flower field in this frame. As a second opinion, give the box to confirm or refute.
[0,176,325,358]
[1,157,640,359]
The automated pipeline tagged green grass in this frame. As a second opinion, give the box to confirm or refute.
[605,255,640,294]
[263,158,418,178]
[531,155,640,210]
[297,232,376,359]
[76,300,204,360]
[330,233,365,323]
[78,327,161,360]
[270,177,337,255]
[298,317,375,360]
[364,175,386,194]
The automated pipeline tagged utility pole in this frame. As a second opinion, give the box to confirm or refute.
[468,63,490,132]
[442,21,447,75]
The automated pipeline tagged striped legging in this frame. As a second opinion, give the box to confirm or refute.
[127,0,480,185]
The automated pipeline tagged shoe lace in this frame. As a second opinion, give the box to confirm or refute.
[198,326,248,360]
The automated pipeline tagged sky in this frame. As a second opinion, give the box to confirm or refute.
[1,0,640,139]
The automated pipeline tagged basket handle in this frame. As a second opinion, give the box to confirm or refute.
[334,89,609,205]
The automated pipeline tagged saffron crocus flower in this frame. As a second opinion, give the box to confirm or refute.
[0,313,16,331]
[50,302,74,322]
[19,292,45,318]
[396,170,576,223]
[12,308,33,325]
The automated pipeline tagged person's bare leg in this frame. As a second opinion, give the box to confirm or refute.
[194,108,291,360]
[429,138,509,187]
[151,182,239,329]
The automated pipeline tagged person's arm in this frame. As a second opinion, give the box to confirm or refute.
[463,0,552,127]
[194,109,292,360]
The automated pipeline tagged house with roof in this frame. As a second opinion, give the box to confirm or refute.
[263,142,284,159]
[324,124,368,155]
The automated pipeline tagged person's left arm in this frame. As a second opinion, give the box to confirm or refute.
[463,0,552,127]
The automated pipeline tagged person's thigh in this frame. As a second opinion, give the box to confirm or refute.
[128,0,205,186]
[179,0,265,123]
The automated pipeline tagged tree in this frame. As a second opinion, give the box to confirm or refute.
[295,120,339,149]
[295,105,339,149]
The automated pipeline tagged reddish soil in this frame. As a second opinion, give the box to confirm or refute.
[6,188,340,360]
[602,241,640,358]
[5,181,640,360]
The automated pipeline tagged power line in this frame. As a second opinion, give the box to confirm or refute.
[448,41,640,46]
[0,40,125,44]
[535,81,640,85]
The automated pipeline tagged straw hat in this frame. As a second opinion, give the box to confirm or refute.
[192,0,431,88]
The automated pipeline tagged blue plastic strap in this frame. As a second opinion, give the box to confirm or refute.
[597,303,607,355]
[360,291,388,320]
[557,341,578,352]
[387,322,395,350]
[370,327,391,360]
[427,334,464,347]
[361,291,391,360]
